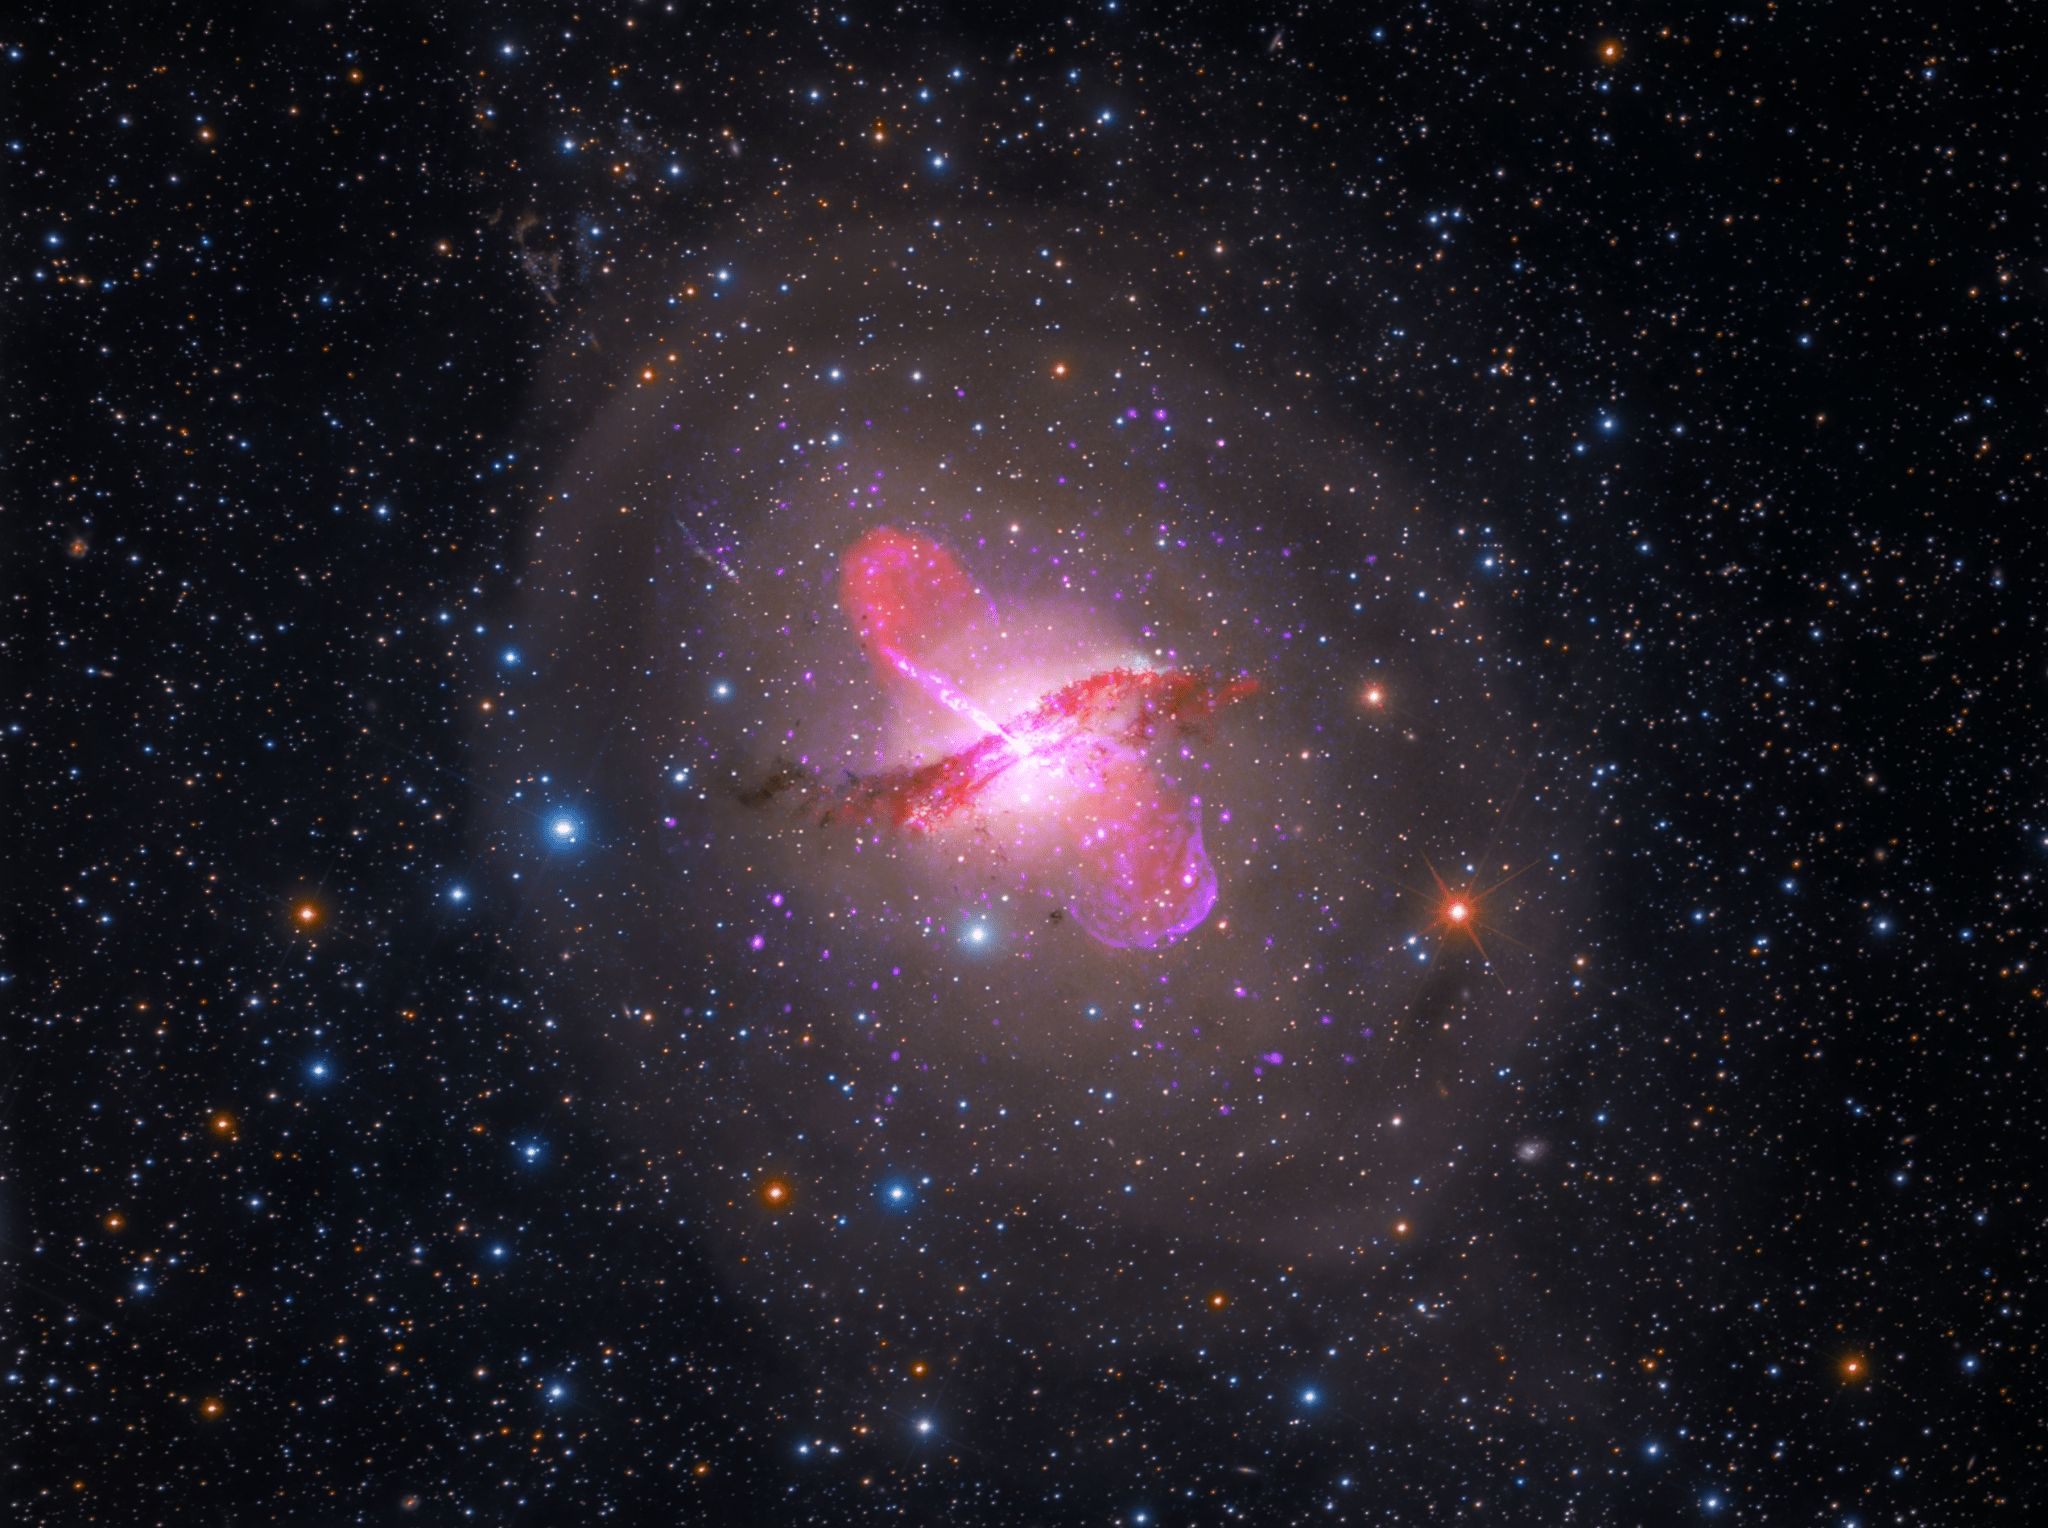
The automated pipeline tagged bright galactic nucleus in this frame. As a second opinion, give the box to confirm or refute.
[817,525,1257,948]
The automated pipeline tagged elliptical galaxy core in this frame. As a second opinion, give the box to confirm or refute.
[490,203,1592,1365]
[825,524,1255,950]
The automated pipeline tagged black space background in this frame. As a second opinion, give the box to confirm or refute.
[6,3,2040,1524]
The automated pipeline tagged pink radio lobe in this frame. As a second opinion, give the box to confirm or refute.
[829,527,1251,948]
[841,525,996,694]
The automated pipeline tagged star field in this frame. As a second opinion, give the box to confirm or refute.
[10,4,2040,1525]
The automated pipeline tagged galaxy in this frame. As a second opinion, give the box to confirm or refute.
[495,191,1585,1310]
[14,5,2038,1525]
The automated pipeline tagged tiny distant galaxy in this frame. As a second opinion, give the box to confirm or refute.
[18,6,2038,1525]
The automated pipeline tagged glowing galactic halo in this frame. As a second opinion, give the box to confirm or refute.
[485,202,1596,1332]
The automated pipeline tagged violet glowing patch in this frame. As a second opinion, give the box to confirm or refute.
[823,527,1255,949]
